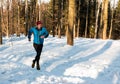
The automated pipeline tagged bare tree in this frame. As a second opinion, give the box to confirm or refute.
[35,0,39,22]
[73,23,76,38]
[73,1,77,38]
[94,0,101,38]
[102,0,109,39]
[109,0,115,39]
[39,0,41,21]
[0,1,2,44]
[7,0,10,37]
[67,0,75,46]
[1,1,7,37]
[99,1,103,38]
[58,0,62,38]
[25,0,28,36]
[30,0,37,27]
[17,0,20,36]
[52,0,55,37]
[11,0,15,35]
[85,0,89,38]
[77,0,81,38]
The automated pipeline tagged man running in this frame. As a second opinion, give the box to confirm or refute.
[28,21,49,70]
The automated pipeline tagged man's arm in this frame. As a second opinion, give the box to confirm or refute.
[28,28,33,41]
[44,28,49,38]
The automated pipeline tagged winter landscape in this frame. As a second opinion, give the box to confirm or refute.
[0,35,120,84]
[0,0,120,83]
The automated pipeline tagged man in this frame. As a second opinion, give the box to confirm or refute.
[28,21,49,70]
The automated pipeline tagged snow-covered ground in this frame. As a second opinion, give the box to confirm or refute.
[0,35,120,84]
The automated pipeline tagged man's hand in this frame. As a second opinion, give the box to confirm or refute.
[28,39,31,41]
[40,36,45,38]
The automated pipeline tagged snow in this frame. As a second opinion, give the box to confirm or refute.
[0,35,120,84]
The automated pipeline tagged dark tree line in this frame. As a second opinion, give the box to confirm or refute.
[0,0,120,45]
[46,0,120,45]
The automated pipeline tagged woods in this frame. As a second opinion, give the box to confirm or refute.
[0,0,120,45]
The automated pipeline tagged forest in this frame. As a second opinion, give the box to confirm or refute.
[0,0,120,46]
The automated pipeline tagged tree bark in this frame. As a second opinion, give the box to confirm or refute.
[67,0,75,46]
[0,3,2,45]
[94,0,101,38]
[39,0,41,21]
[7,0,10,37]
[12,0,15,35]
[109,0,115,39]
[17,0,20,36]
[77,0,80,38]
[25,0,28,36]
[102,0,109,39]
[52,0,55,37]
[99,2,103,38]
[73,24,76,38]
[85,0,89,38]
[35,0,38,22]
[58,0,61,38]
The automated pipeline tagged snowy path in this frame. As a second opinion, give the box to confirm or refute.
[0,36,120,84]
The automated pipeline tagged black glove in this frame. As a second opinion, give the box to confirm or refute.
[28,39,31,41]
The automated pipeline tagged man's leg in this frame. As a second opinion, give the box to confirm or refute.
[36,44,43,70]
[32,43,38,68]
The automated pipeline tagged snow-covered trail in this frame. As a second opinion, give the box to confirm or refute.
[0,35,120,84]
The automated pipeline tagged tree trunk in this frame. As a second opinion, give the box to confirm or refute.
[65,24,68,36]
[0,3,2,45]
[7,0,10,37]
[77,19,80,37]
[67,0,75,46]
[32,0,37,26]
[102,0,109,39]
[52,0,55,37]
[12,0,14,35]
[85,0,89,38]
[25,0,28,36]
[39,0,41,21]
[73,24,76,38]
[35,0,38,22]
[99,2,103,38]
[58,0,61,38]
[94,0,101,38]
[17,0,20,36]
[60,0,64,37]
[73,1,77,38]
[77,0,81,38]
[109,0,115,39]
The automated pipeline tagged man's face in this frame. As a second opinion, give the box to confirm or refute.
[37,24,42,29]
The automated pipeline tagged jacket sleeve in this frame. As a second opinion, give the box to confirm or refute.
[28,28,33,39]
[43,28,49,38]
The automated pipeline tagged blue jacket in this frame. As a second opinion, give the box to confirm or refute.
[28,27,49,44]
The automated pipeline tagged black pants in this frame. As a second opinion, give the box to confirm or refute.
[33,43,43,64]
